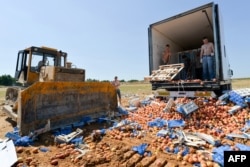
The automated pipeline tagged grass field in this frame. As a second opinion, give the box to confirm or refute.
[120,82,152,96]
[231,78,250,89]
[120,78,250,97]
[0,78,249,100]
[0,87,6,101]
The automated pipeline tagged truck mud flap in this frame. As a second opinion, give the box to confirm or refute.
[17,82,117,135]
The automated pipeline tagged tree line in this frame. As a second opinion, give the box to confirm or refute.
[86,78,140,83]
[0,75,15,86]
[0,75,141,86]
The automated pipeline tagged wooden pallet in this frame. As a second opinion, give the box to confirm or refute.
[148,63,184,81]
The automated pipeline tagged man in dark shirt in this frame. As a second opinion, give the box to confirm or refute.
[182,55,191,80]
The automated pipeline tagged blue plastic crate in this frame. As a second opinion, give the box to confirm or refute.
[182,101,198,115]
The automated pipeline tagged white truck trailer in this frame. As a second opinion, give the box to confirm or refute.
[148,2,233,97]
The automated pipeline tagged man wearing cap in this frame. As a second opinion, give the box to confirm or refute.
[37,57,49,72]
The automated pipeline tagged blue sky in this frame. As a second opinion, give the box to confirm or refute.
[1,0,249,81]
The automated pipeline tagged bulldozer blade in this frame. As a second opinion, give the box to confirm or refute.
[16,81,117,135]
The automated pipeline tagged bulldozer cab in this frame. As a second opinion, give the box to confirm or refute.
[15,46,67,86]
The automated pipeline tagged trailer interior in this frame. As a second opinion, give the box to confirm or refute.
[148,3,232,96]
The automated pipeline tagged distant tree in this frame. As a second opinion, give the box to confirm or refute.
[101,80,110,82]
[127,79,139,83]
[120,79,125,82]
[86,78,99,82]
[0,75,15,86]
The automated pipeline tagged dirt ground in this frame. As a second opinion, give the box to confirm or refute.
[1,96,249,167]
[0,97,194,167]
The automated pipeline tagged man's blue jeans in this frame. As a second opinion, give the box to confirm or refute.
[202,55,215,80]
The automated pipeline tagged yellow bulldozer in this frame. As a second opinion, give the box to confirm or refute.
[3,46,117,135]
